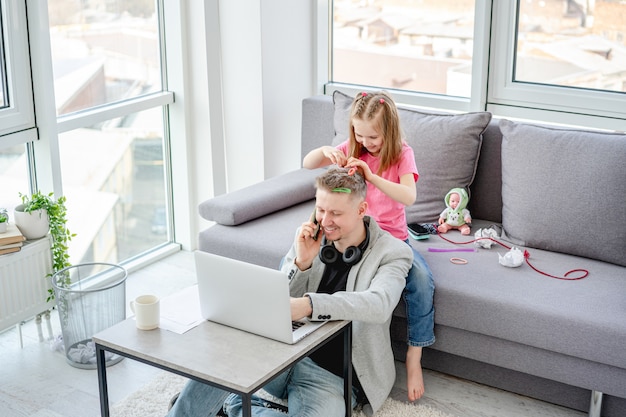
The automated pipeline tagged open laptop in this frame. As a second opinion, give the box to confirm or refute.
[194,251,327,344]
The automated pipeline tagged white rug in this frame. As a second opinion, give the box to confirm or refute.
[111,371,454,417]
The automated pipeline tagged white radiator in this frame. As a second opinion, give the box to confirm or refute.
[0,235,55,333]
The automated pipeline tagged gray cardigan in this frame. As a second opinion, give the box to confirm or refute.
[283,217,412,416]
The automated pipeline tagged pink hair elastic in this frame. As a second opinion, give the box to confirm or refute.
[380,98,385,104]
[450,257,468,265]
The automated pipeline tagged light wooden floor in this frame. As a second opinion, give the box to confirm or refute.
[0,250,586,417]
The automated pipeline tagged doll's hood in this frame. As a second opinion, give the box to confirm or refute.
[444,188,469,212]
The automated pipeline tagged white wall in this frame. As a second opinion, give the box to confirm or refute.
[260,1,317,179]
[175,1,319,248]
[219,0,317,191]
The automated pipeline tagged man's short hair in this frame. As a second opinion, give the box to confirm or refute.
[315,167,367,201]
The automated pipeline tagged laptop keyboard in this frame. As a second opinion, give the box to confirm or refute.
[292,321,305,332]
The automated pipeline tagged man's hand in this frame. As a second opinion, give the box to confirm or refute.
[295,221,322,270]
[291,296,313,321]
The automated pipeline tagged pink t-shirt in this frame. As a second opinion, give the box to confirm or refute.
[337,141,418,241]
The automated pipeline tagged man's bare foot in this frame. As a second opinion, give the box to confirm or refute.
[406,346,425,402]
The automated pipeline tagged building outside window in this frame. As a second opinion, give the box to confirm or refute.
[333,0,476,98]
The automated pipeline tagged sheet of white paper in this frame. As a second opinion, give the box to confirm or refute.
[158,284,204,334]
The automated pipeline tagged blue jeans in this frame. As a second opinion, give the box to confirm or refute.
[403,240,435,347]
[167,357,358,417]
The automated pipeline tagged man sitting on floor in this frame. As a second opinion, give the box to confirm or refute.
[167,167,412,416]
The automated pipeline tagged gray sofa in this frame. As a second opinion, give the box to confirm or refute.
[198,92,626,417]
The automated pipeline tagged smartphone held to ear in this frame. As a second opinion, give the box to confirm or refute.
[310,208,321,240]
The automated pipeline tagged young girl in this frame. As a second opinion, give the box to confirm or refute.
[303,90,435,402]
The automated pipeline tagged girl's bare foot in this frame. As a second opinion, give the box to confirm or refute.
[406,346,425,401]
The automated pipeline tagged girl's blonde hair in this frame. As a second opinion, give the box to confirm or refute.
[348,90,402,174]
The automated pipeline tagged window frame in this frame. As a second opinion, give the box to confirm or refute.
[0,0,36,141]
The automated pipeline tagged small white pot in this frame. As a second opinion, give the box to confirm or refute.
[14,204,50,240]
[0,222,7,233]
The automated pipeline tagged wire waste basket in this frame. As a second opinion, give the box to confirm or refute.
[52,262,127,369]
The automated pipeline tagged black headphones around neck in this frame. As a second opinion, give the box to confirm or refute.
[319,222,370,266]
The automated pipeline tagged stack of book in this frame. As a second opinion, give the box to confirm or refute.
[0,223,26,255]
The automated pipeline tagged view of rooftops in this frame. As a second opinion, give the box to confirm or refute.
[333,0,626,96]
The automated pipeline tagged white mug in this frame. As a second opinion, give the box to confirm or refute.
[130,294,160,330]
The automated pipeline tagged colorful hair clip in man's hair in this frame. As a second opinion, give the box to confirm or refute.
[361,92,367,97]
[332,187,352,193]
[379,98,385,104]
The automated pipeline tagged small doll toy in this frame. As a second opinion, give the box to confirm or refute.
[438,187,472,235]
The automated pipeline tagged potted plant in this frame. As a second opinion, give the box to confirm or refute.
[0,208,8,233]
[15,191,75,301]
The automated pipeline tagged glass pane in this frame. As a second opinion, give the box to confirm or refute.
[57,107,168,266]
[0,144,30,214]
[332,0,476,97]
[48,0,161,116]
[515,0,626,93]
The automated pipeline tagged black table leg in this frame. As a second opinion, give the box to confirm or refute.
[242,393,252,417]
[96,344,110,417]
[343,322,352,417]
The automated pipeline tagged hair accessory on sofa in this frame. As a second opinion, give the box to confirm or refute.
[332,187,351,193]
[435,233,589,280]
[450,257,468,265]
[429,247,476,253]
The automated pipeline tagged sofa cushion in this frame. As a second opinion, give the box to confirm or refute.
[332,90,492,224]
[500,119,626,267]
[199,168,323,226]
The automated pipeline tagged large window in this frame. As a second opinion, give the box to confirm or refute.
[46,0,174,266]
[330,0,626,129]
[488,0,626,126]
[1,0,176,270]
